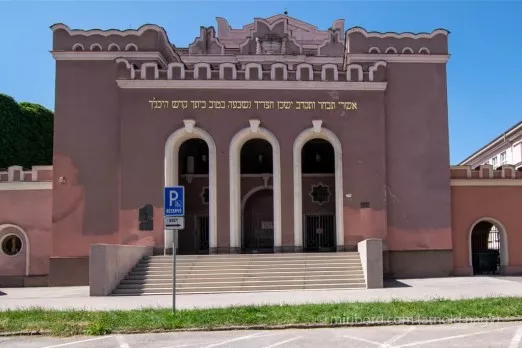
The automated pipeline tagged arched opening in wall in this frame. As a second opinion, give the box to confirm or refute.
[470,220,504,275]
[301,139,336,252]
[0,224,29,277]
[177,138,209,255]
[241,139,274,253]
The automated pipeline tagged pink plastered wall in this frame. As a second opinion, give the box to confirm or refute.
[0,166,53,277]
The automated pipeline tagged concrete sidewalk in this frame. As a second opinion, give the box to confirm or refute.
[1,276,521,311]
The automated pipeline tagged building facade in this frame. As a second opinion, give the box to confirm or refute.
[4,15,521,288]
[459,121,522,169]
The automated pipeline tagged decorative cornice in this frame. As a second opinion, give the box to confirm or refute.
[51,51,168,67]
[0,182,52,191]
[179,55,344,65]
[451,179,522,187]
[348,54,450,64]
[346,27,449,39]
[116,79,387,91]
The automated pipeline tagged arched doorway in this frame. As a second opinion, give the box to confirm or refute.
[240,139,274,253]
[469,219,507,275]
[301,139,336,252]
[293,123,344,251]
[242,188,274,252]
[164,121,217,254]
[177,138,210,254]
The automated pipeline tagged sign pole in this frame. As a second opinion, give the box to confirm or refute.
[172,230,177,313]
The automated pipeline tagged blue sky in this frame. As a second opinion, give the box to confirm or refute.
[1,1,520,164]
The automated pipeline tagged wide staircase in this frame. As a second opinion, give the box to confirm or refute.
[111,252,366,295]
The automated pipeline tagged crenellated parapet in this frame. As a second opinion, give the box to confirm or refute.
[115,58,387,83]
[451,165,522,180]
[50,23,181,65]
[345,27,449,57]
[0,166,53,183]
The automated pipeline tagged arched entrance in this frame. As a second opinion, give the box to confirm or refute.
[293,122,344,251]
[301,139,336,252]
[229,122,282,252]
[469,218,508,275]
[242,187,274,252]
[164,121,217,254]
[240,139,274,253]
[177,138,210,254]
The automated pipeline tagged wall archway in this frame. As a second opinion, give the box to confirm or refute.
[0,224,30,276]
[293,123,344,249]
[165,122,217,252]
[229,123,281,250]
[467,217,509,270]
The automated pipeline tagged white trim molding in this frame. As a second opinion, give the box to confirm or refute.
[368,47,381,54]
[347,53,449,64]
[346,64,363,82]
[219,63,237,80]
[296,63,313,81]
[0,182,52,191]
[167,62,185,80]
[164,121,217,251]
[229,123,282,250]
[125,43,138,51]
[346,27,449,39]
[140,62,159,80]
[321,64,338,81]
[385,47,397,54]
[193,62,212,80]
[245,63,263,80]
[451,179,522,186]
[108,43,120,51]
[468,217,509,269]
[402,47,414,54]
[116,79,387,91]
[51,51,167,67]
[0,224,30,276]
[369,61,387,82]
[293,121,344,249]
[419,47,431,54]
[72,43,84,51]
[89,43,102,51]
[270,63,288,81]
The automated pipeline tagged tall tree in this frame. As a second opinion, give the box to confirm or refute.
[0,94,53,168]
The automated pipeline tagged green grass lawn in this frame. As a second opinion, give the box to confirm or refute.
[2,297,522,336]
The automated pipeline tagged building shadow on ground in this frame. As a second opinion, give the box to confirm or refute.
[0,291,6,296]
[383,279,411,288]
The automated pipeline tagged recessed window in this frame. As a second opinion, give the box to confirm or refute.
[500,152,507,164]
[492,156,498,166]
[1,234,22,256]
[201,187,209,205]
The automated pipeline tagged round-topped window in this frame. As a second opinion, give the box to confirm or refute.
[1,234,23,256]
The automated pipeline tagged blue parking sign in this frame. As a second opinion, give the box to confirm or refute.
[164,186,185,217]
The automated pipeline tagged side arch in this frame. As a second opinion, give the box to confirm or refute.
[229,124,282,250]
[164,122,217,251]
[0,224,30,276]
[468,217,509,268]
[293,124,344,249]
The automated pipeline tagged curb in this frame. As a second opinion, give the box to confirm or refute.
[1,316,522,337]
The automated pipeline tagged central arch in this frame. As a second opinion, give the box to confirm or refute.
[293,122,344,250]
[229,123,282,251]
[164,121,217,253]
[468,217,509,274]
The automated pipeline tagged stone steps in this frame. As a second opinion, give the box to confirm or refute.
[111,252,367,295]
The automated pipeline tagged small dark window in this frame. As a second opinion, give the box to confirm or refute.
[1,235,22,256]
[201,187,210,205]
[139,204,154,231]
[360,201,370,209]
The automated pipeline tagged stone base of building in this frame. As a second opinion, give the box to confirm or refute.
[0,275,49,287]
[384,250,454,278]
[49,256,89,286]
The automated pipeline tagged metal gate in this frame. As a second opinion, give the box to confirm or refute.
[195,215,209,254]
[303,214,336,252]
[242,211,274,253]
[471,223,500,275]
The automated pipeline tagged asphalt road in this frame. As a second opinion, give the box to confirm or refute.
[2,322,522,348]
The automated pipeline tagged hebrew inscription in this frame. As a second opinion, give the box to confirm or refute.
[148,98,358,111]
